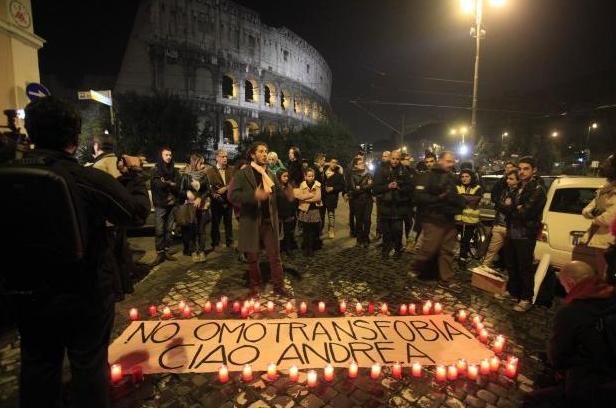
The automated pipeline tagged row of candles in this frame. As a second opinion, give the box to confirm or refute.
[215,356,519,385]
[128,298,453,321]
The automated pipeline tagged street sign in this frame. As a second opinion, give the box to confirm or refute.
[78,90,112,106]
[78,91,91,100]
[25,83,51,102]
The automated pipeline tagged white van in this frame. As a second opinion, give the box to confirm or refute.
[535,176,607,269]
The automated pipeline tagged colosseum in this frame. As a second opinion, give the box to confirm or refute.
[115,0,332,150]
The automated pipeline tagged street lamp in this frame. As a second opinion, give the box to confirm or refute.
[461,0,506,143]
[501,131,508,144]
[586,122,599,163]
[551,131,559,138]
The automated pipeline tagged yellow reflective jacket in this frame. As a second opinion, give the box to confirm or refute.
[455,184,482,224]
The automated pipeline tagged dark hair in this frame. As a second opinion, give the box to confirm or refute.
[458,169,478,187]
[416,161,428,171]
[314,152,325,162]
[161,146,172,153]
[505,161,517,168]
[424,151,437,161]
[235,158,248,169]
[518,156,536,169]
[355,150,366,158]
[248,141,268,158]
[92,133,115,152]
[506,169,520,180]
[352,156,364,167]
[600,154,616,181]
[289,146,301,160]
[304,167,316,176]
[438,151,455,160]
[276,168,289,182]
[25,97,81,150]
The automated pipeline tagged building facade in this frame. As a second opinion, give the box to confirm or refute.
[115,0,332,149]
[0,0,44,114]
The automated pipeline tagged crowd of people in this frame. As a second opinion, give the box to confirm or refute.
[2,95,616,407]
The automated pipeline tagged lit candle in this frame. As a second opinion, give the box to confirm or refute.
[505,361,517,378]
[368,303,375,314]
[467,364,478,380]
[456,359,467,374]
[162,306,172,319]
[422,302,431,315]
[130,366,143,384]
[221,296,228,309]
[380,303,388,315]
[148,305,157,317]
[435,365,447,382]
[178,300,186,311]
[242,364,253,382]
[129,308,139,321]
[299,301,307,314]
[289,365,299,382]
[318,301,326,313]
[324,364,334,382]
[411,362,422,378]
[240,306,249,318]
[267,362,277,380]
[480,359,490,375]
[392,362,402,379]
[182,306,191,318]
[508,356,519,366]
[254,302,261,313]
[356,302,363,314]
[218,365,229,383]
[203,301,212,313]
[215,301,224,313]
[233,301,241,313]
[409,303,417,315]
[476,322,485,332]
[267,301,274,313]
[285,302,293,313]
[472,315,482,327]
[493,339,504,354]
[339,300,347,314]
[479,329,489,343]
[307,370,318,387]
[248,299,255,313]
[457,309,467,322]
[370,363,381,380]
[399,304,408,315]
[110,363,123,385]
[490,356,500,372]
[433,302,442,314]
[348,361,358,379]
[447,365,458,381]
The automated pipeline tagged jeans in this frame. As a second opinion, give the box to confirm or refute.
[301,221,321,254]
[155,206,174,252]
[352,198,373,244]
[381,218,403,254]
[505,238,536,301]
[211,203,233,247]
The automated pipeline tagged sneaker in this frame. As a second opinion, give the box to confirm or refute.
[191,252,200,262]
[328,229,335,239]
[198,252,207,262]
[513,300,532,312]
[438,281,463,293]
[494,290,511,300]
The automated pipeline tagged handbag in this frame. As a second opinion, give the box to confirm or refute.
[174,203,196,226]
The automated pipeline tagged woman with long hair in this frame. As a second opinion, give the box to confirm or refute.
[179,153,211,262]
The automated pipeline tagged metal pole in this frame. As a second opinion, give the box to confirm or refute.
[401,113,405,148]
[470,0,483,143]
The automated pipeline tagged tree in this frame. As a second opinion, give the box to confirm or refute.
[114,91,199,161]
[75,103,109,164]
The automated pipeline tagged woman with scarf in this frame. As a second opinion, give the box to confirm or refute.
[179,154,211,262]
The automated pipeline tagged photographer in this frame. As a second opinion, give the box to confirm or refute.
[4,97,149,407]
[151,146,180,266]
[581,154,616,278]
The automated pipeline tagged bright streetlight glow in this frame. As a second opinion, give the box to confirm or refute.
[489,0,506,7]
[460,126,468,134]
[551,131,559,138]
[459,144,469,156]
[503,132,509,137]
[450,129,457,135]
[591,122,598,129]
[461,0,475,14]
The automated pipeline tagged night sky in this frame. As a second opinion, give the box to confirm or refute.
[32,0,616,143]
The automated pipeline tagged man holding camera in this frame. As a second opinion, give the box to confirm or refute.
[207,148,234,250]
[3,97,150,407]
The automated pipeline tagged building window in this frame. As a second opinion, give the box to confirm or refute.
[306,64,310,74]
[283,50,289,62]
[223,119,240,144]
[222,75,234,98]
[280,91,287,110]
[245,80,255,102]
[264,85,272,106]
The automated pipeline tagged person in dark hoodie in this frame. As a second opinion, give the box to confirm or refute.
[524,261,616,408]
[276,169,298,255]
[287,146,304,188]
[151,147,180,266]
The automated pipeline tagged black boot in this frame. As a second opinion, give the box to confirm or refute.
[151,252,165,267]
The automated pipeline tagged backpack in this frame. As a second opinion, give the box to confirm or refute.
[0,155,87,293]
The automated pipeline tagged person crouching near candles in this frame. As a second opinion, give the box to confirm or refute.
[276,169,298,256]
[230,142,286,296]
[294,168,323,256]
[524,261,616,408]
[4,97,150,408]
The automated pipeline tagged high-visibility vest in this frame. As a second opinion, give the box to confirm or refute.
[455,185,481,224]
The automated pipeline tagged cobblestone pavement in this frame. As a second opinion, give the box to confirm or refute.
[0,203,557,408]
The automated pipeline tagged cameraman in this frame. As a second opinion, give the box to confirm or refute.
[7,97,149,407]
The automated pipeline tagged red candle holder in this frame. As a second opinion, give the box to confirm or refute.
[467,364,478,380]
[267,301,274,313]
[457,309,467,322]
[370,363,381,379]
[307,370,318,387]
[392,362,402,379]
[490,356,500,372]
[241,364,253,382]
[148,305,157,317]
[218,365,229,383]
[129,308,139,321]
[318,301,326,313]
[162,306,172,319]
[368,303,375,314]
[324,364,334,382]
[399,304,408,315]
[266,362,277,380]
[433,302,442,314]
[203,301,212,313]
[348,361,358,378]
[435,365,447,382]
[339,300,347,314]
[232,301,241,313]
[285,302,293,313]
[299,302,307,314]
[411,362,422,378]
[289,365,299,382]
[110,363,123,385]
[380,303,388,315]
[409,303,417,315]
[447,365,458,381]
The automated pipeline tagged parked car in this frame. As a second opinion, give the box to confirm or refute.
[534,176,607,269]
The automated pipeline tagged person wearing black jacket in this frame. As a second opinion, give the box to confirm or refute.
[411,151,466,291]
[151,147,180,265]
[276,169,298,255]
[322,158,346,239]
[347,156,374,247]
[499,156,547,312]
[490,161,518,207]
[287,146,304,187]
[372,149,414,259]
[524,261,616,407]
[5,97,150,408]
